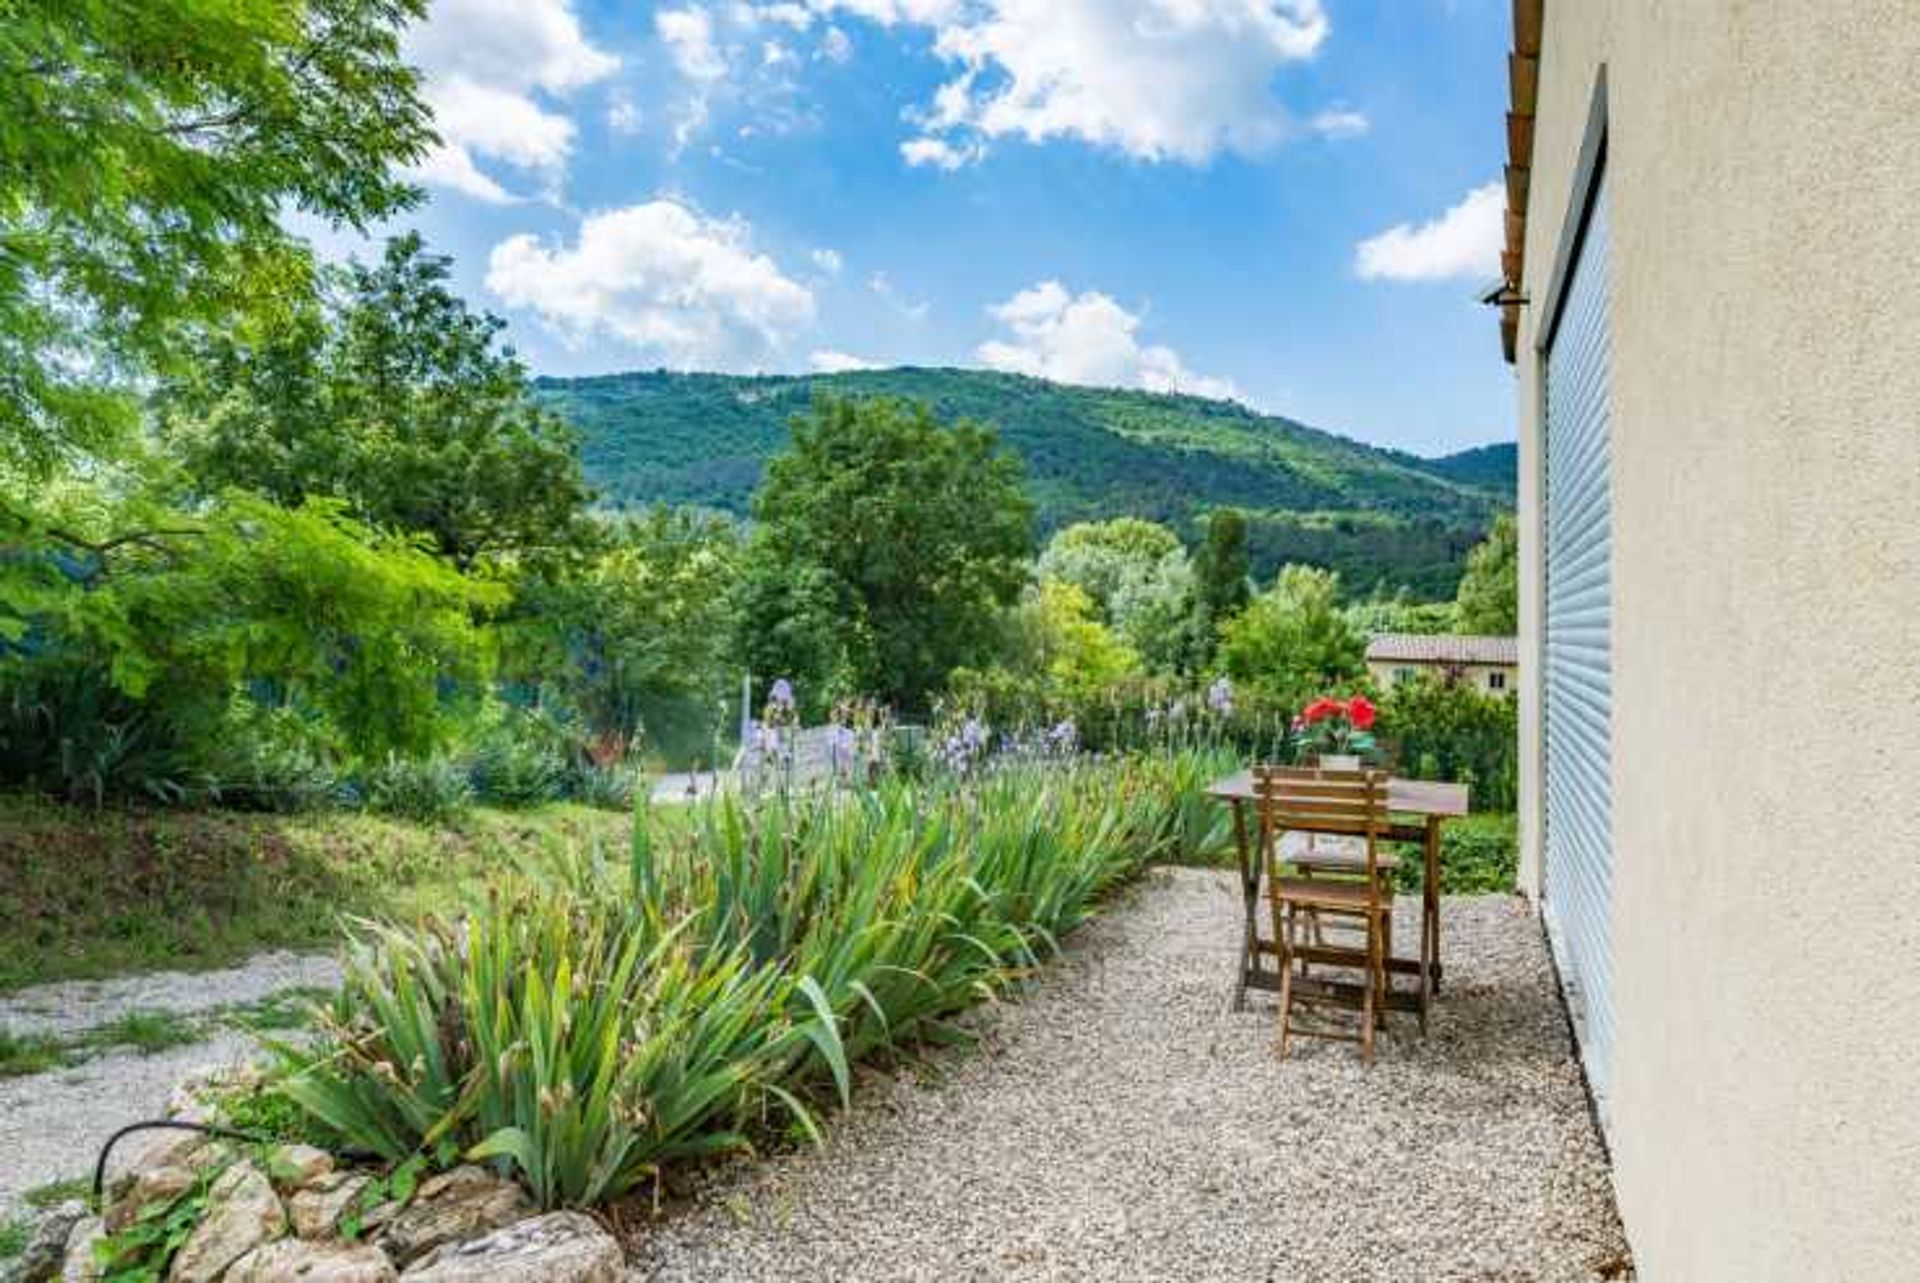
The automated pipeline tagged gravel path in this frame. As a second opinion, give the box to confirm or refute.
[633,867,1631,1282]
[0,951,339,1040]
[0,1033,261,1212]
[1,951,341,1218]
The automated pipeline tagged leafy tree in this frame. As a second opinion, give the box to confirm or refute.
[1,488,500,800]
[1192,508,1252,657]
[741,395,1033,712]
[500,509,742,763]
[1037,518,1183,616]
[1109,552,1198,674]
[732,549,856,724]
[1038,518,1195,673]
[1008,580,1143,704]
[1453,513,1518,634]
[163,234,589,567]
[0,0,433,475]
[1038,519,1181,618]
[1217,564,1366,709]
[1345,592,1458,637]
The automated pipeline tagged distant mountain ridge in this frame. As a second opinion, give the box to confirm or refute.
[534,366,1514,598]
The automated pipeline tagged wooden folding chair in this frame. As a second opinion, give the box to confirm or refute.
[1274,825,1401,967]
[1254,765,1396,1065]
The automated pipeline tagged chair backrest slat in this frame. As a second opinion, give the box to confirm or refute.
[1252,764,1390,895]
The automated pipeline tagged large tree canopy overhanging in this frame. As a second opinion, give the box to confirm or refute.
[0,0,434,475]
[737,395,1035,714]
[162,234,591,567]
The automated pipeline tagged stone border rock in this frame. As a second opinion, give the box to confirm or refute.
[9,1073,623,1283]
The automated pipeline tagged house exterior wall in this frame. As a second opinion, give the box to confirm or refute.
[1515,4,1920,1279]
[1365,659,1514,695]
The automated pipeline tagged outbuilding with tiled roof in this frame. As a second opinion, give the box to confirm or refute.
[1365,632,1517,694]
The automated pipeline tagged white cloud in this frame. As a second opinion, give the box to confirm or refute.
[606,93,643,135]
[811,0,963,23]
[900,136,983,169]
[820,26,854,62]
[428,79,577,172]
[755,2,816,28]
[976,280,1237,401]
[1307,107,1369,139]
[896,0,1334,166]
[402,0,615,202]
[811,349,882,372]
[1355,180,1504,282]
[658,7,729,82]
[407,139,515,203]
[485,200,817,368]
[405,0,617,91]
[810,247,844,274]
[656,3,837,152]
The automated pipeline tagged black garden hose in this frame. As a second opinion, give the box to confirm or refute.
[89,1119,381,1203]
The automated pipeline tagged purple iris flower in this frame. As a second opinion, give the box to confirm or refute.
[1207,677,1234,717]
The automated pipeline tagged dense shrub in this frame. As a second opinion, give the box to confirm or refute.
[359,754,473,824]
[0,659,200,805]
[568,762,639,811]
[1376,673,1518,812]
[468,727,568,808]
[204,705,343,813]
[1391,813,1518,894]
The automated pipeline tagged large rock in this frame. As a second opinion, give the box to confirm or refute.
[266,1145,335,1192]
[167,1160,288,1283]
[396,1212,622,1283]
[105,1163,199,1233]
[57,1216,103,1283]
[289,1173,373,1240]
[102,1127,206,1197]
[224,1239,398,1283]
[374,1167,530,1267]
[0,1200,88,1283]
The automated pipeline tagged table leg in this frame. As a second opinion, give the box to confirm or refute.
[1424,817,1443,998]
[1231,799,1257,1012]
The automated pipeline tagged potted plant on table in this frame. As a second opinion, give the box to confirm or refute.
[1292,694,1378,770]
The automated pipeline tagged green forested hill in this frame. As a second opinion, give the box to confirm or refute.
[535,367,1513,597]
[1405,442,1518,498]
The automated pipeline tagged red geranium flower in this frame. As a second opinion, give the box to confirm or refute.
[1302,697,1340,723]
[1347,695,1376,730]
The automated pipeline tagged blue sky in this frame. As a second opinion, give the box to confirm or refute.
[322,0,1516,456]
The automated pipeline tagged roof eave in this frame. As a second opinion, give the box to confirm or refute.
[1499,0,1543,363]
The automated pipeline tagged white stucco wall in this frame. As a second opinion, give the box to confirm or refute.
[1514,4,1920,1278]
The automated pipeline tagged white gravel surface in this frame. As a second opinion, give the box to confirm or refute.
[0,951,340,1218]
[0,1033,261,1212]
[0,951,339,1040]
[632,866,1631,1282]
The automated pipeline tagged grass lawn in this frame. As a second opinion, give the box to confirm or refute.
[0,797,636,992]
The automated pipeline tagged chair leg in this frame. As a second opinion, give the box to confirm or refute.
[1379,906,1393,1031]
[1360,932,1376,1068]
[1274,919,1295,1061]
[1416,904,1431,1036]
